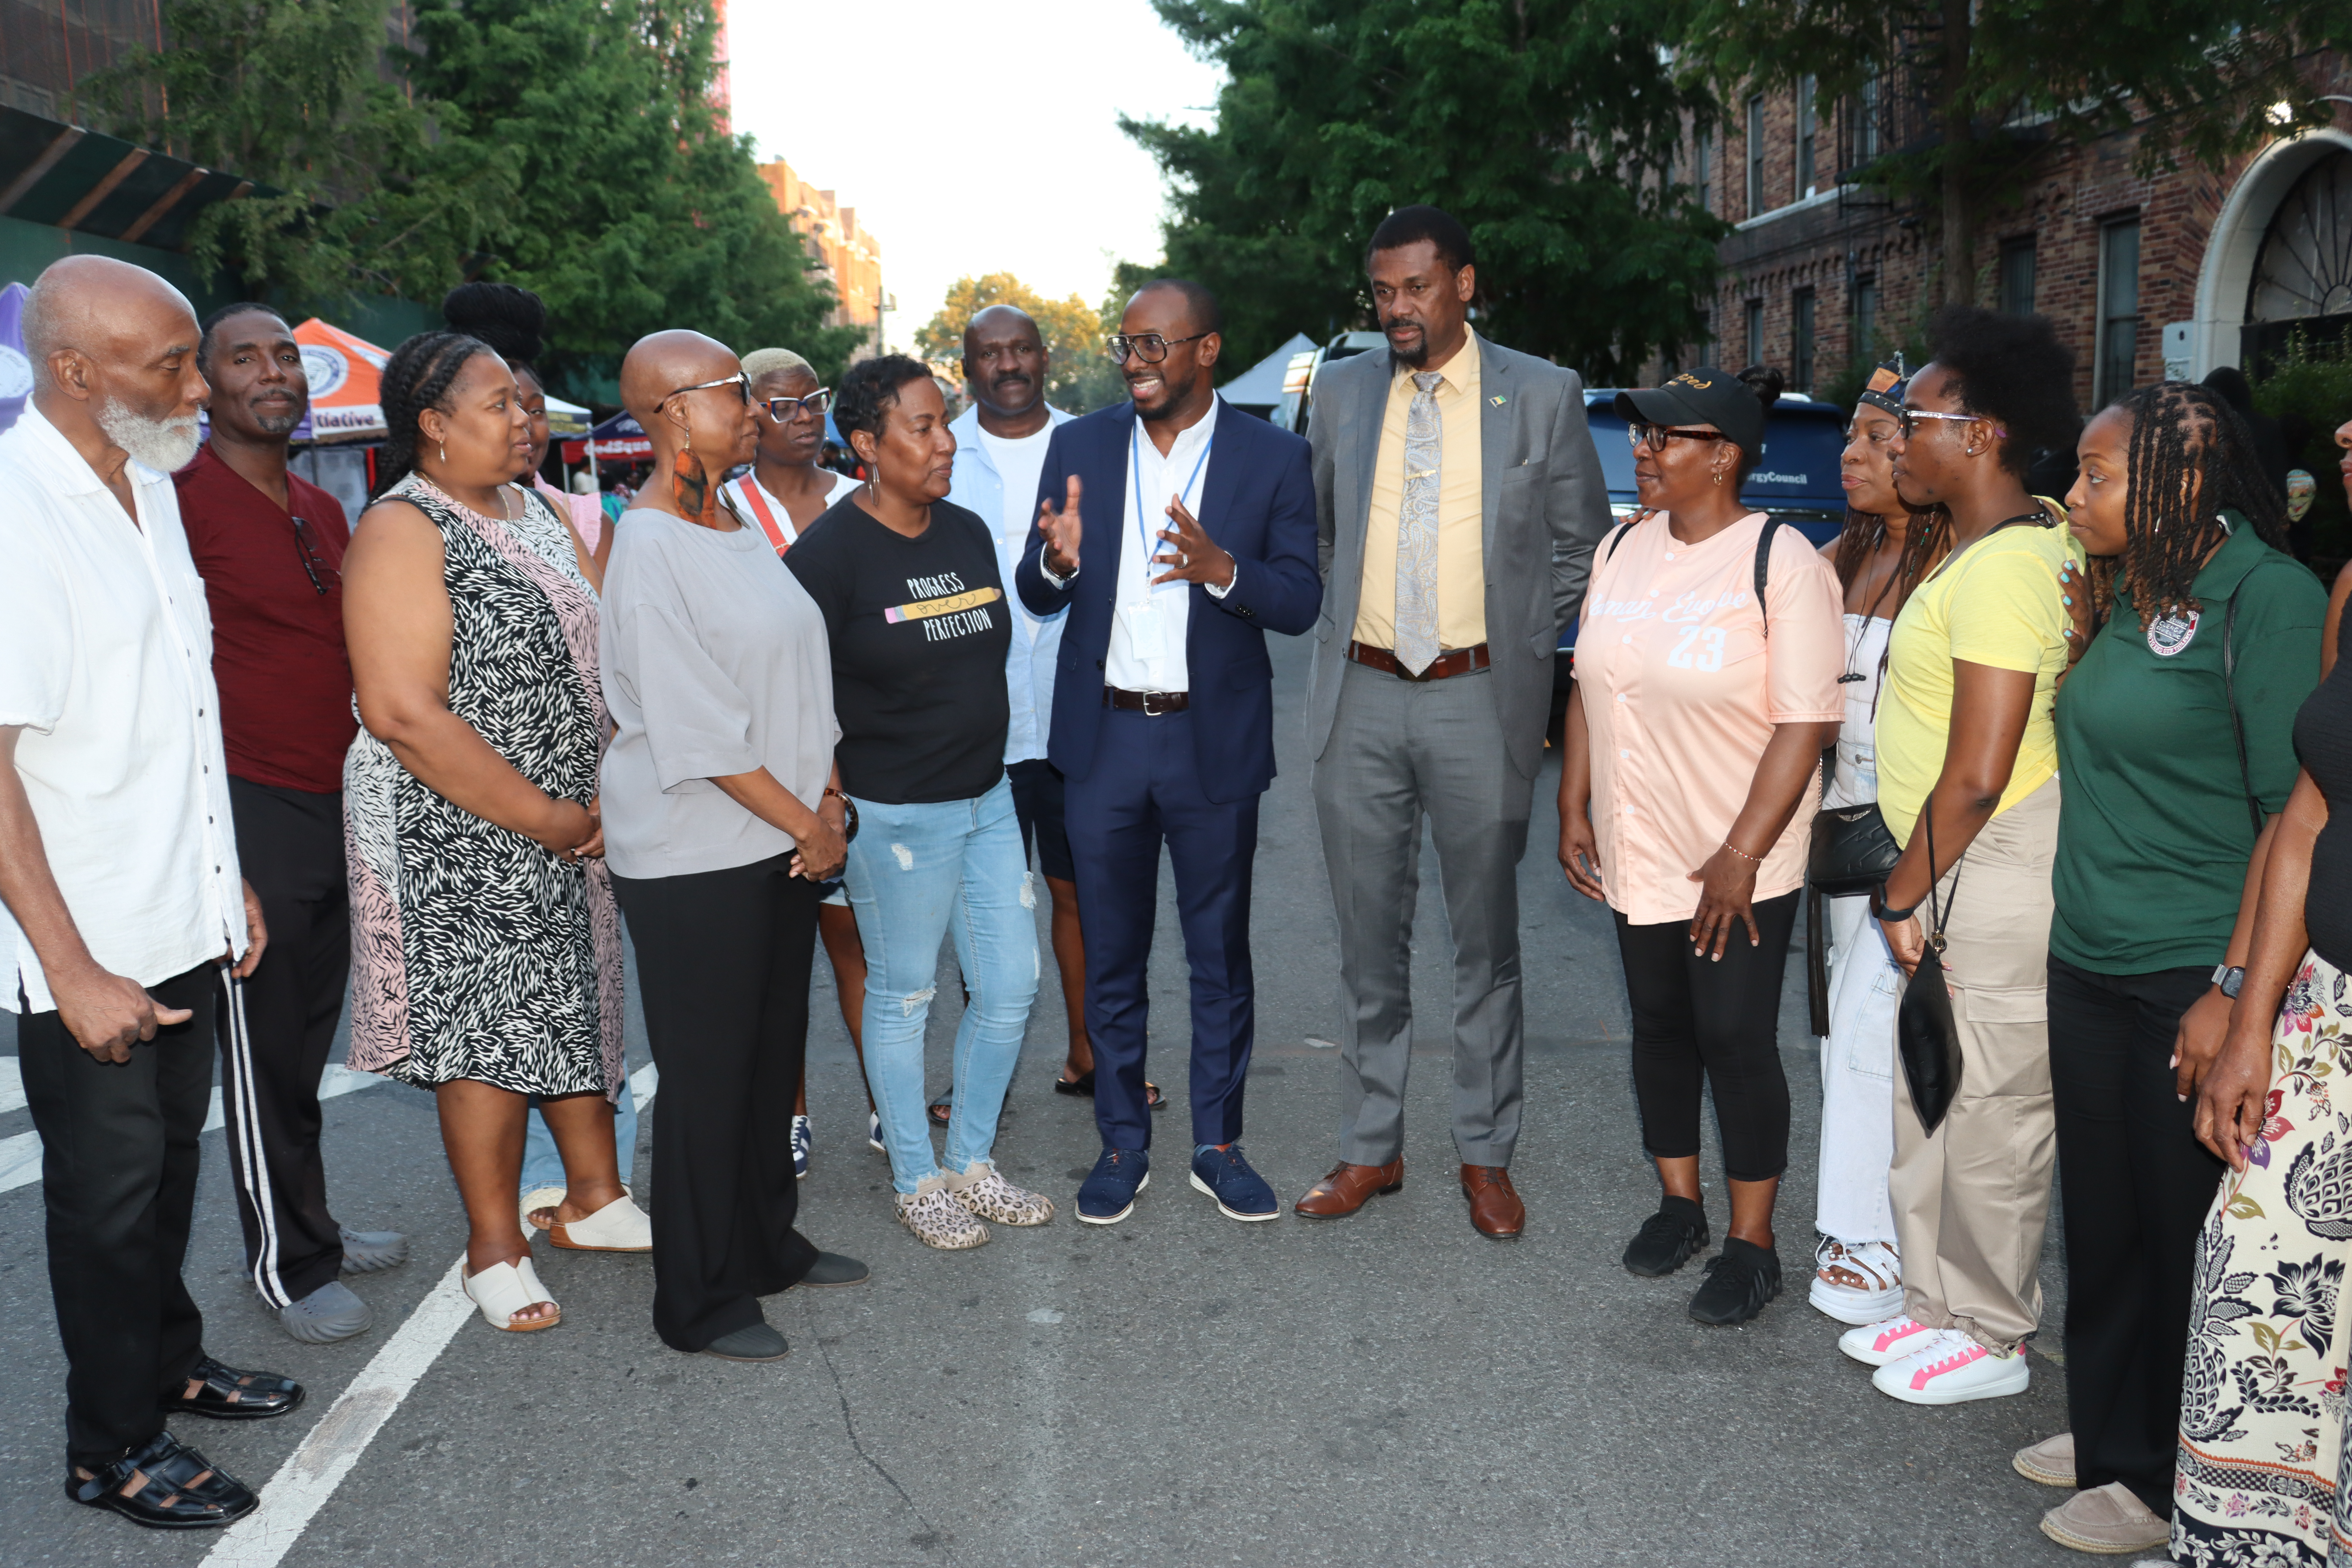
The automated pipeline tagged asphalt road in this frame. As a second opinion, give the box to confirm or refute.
[1,632,2086,1568]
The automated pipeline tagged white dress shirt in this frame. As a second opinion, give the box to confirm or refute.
[1088,397,1222,694]
[0,405,244,1012]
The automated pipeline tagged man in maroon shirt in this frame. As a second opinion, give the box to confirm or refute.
[177,304,407,1343]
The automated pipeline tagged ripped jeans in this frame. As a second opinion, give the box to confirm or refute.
[841,774,1038,1194]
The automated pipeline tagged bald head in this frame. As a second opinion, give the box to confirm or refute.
[620,329,739,423]
[963,304,1048,423]
[24,254,199,393]
[26,254,207,473]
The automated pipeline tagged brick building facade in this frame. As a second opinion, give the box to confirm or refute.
[1694,54,2352,412]
[755,157,883,349]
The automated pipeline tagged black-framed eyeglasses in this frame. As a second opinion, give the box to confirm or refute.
[761,388,832,422]
[1626,422,1732,452]
[1105,332,1209,364]
[664,371,752,407]
[1894,408,1983,441]
[290,515,338,596]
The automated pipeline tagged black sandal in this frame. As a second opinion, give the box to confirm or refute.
[1050,1072,1164,1110]
[169,1356,304,1422]
[68,1431,257,1530]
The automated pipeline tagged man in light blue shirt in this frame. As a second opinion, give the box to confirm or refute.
[944,306,1110,1107]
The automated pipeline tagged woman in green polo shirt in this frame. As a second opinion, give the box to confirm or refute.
[2023,380,2323,1555]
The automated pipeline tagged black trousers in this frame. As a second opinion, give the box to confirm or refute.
[2048,955,2225,1517]
[18,962,218,1464]
[218,777,351,1307]
[1612,889,1800,1183]
[612,854,821,1352]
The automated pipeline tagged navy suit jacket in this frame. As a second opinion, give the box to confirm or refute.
[1015,396,1321,804]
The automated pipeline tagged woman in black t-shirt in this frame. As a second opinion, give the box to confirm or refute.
[786,356,1050,1251]
[2168,584,2351,1563]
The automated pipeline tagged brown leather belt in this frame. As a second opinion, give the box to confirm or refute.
[1345,639,1492,681]
[1103,686,1191,715]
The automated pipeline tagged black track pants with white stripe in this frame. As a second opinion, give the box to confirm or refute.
[218,777,351,1308]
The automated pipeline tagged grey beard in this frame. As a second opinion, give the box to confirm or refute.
[98,398,202,472]
[252,409,301,437]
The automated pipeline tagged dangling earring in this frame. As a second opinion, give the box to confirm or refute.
[438,443,446,464]
[1713,468,1725,486]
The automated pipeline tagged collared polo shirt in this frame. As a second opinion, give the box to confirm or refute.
[2052,517,2325,973]
[1573,511,1845,925]
[0,405,245,1011]
[1353,334,1486,651]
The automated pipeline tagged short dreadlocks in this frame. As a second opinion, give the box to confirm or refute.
[2107,381,2292,629]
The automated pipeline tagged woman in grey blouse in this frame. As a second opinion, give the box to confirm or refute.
[597,330,865,1363]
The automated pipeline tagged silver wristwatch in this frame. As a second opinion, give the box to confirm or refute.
[2212,964,2246,999]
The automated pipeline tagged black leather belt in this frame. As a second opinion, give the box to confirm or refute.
[1103,686,1190,715]
[1345,640,1492,681]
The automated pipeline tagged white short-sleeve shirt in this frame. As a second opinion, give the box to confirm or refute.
[0,405,244,1011]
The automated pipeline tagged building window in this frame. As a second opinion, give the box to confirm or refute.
[1854,276,1879,360]
[1998,239,2037,317]
[2095,217,2141,405]
[1744,298,1764,366]
[1792,288,1817,391]
[1747,95,1766,215]
[1695,128,1712,214]
[1796,77,1818,196]
[1853,73,1882,164]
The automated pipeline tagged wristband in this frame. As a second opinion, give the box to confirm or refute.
[1873,884,1921,924]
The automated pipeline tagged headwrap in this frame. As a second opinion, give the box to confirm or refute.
[1856,352,1910,415]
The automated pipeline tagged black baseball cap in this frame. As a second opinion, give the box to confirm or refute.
[1614,367,1765,457]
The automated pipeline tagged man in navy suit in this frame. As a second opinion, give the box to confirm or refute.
[1016,279,1321,1225]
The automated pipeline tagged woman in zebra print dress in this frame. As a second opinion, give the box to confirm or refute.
[341,331,640,1331]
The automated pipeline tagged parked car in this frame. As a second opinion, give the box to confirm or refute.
[1276,330,1388,436]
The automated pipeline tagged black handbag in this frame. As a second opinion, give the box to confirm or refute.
[1896,811,1964,1133]
[1810,799,1903,897]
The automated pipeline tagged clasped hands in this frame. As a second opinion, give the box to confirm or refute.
[1035,474,1235,590]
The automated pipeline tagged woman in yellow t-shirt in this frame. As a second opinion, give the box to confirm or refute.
[1833,306,2083,1410]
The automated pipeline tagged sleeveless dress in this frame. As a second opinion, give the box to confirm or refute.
[343,475,623,1100]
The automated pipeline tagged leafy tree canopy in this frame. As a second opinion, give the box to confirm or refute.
[916,271,1126,413]
[1126,0,1725,380]
[91,0,860,399]
[1676,0,2352,305]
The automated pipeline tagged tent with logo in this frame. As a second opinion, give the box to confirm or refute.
[573,410,648,464]
[290,317,390,443]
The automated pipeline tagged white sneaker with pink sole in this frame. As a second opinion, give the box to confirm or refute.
[1873,1330,2030,1404]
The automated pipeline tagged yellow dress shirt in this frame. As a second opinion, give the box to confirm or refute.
[1352,334,1487,651]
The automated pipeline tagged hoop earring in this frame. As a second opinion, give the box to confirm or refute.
[1713,468,1725,486]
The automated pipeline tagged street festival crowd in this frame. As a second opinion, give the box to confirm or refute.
[3,203,2351,1563]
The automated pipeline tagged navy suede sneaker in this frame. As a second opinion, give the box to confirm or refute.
[1190,1144,1279,1222]
[1075,1147,1150,1225]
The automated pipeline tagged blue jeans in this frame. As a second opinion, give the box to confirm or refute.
[842,774,1038,1193]
[520,1088,640,1194]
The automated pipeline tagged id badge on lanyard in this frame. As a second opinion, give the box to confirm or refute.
[1126,424,1212,661]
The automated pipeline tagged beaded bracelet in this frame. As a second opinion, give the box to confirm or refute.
[1721,841,1763,864]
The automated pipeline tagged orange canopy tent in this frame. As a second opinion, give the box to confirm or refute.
[290,317,391,443]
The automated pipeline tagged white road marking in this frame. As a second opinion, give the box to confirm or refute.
[201,1257,474,1568]
[0,1055,22,1113]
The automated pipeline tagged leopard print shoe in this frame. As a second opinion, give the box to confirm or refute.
[946,1161,1056,1226]
[896,1177,990,1250]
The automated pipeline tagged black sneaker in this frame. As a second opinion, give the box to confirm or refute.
[1688,1237,1783,1326]
[1622,1196,1710,1277]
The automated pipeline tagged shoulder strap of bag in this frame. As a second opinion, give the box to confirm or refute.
[1753,518,1788,641]
[2222,590,2264,840]
[1604,519,1636,561]
[1923,806,1958,950]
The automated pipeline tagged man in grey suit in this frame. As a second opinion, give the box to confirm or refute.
[1293,205,1612,1238]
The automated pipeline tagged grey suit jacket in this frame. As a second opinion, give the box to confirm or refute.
[1305,331,1613,780]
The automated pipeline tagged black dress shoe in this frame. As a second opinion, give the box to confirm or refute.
[1622,1196,1710,1277]
[795,1251,870,1288]
[1689,1237,1783,1326]
[169,1356,304,1421]
[68,1431,258,1530]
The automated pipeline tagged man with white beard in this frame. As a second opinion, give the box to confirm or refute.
[0,255,295,1532]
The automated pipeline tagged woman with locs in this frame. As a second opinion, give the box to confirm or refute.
[1560,363,1846,1327]
[1807,356,1950,1328]
[597,330,867,1362]
[341,331,644,1333]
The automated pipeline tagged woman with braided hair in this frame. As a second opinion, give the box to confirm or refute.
[1807,354,1951,1328]
[2004,380,2327,1556]
[441,281,611,576]
[341,330,646,1335]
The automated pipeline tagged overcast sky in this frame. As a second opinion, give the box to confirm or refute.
[728,1,1225,353]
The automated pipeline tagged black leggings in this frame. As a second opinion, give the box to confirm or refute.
[1612,889,1799,1183]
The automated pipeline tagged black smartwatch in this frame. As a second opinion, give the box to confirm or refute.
[1873,883,1922,925]
[2212,964,2246,1000]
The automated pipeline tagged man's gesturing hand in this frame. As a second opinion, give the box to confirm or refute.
[54,965,193,1063]
[1151,496,1236,590]
[1037,475,1083,578]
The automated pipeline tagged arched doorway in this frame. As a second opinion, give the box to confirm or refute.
[2187,127,2352,378]
[2243,149,2352,375]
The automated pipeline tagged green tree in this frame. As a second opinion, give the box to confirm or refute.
[916,271,1125,413]
[1124,0,1724,379]
[1677,1,2352,307]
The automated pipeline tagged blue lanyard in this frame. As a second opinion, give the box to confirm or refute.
[1131,421,1213,594]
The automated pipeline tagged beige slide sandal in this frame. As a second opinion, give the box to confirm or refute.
[463,1257,561,1331]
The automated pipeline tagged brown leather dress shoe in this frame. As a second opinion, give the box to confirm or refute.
[1294,1157,1404,1217]
[1460,1165,1524,1238]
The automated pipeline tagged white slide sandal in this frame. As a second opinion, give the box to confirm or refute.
[544,1194,653,1253]
[463,1257,561,1331]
